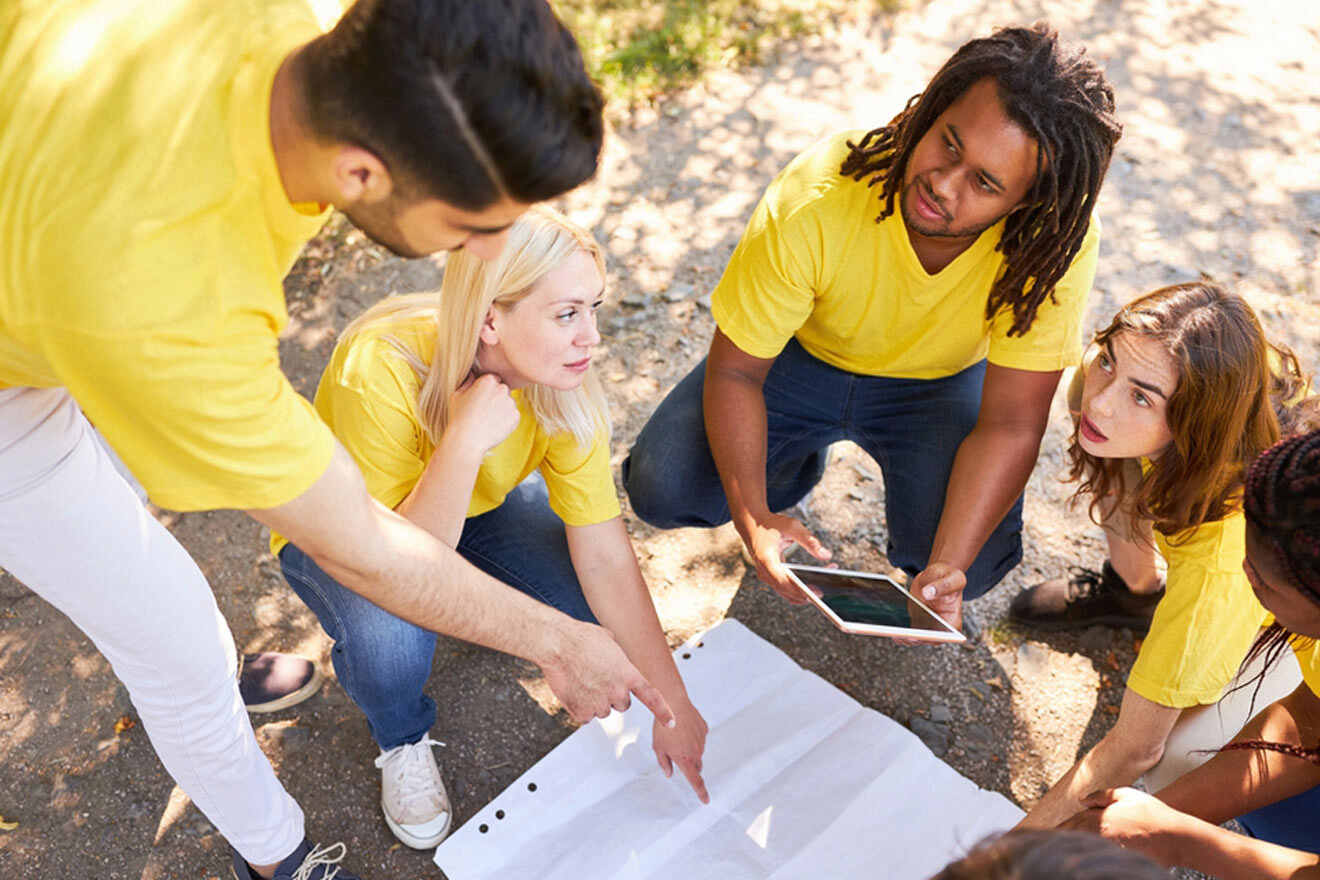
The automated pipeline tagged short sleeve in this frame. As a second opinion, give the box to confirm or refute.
[315,336,429,512]
[987,214,1100,373]
[41,323,334,512]
[1292,638,1320,698]
[1127,515,1267,708]
[710,170,824,360]
[540,428,621,527]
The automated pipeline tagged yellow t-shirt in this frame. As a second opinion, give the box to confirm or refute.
[271,313,621,555]
[1291,638,1320,697]
[710,131,1099,378]
[1127,511,1270,708]
[0,0,336,511]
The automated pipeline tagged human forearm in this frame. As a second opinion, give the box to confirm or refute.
[704,358,771,532]
[930,422,1041,570]
[1160,684,1320,824]
[1022,688,1179,829]
[568,519,689,704]
[1065,787,1320,878]
[254,447,570,663]
[1021,733,1165,829]
[1163,818,1320,879]
[395,434,485,546]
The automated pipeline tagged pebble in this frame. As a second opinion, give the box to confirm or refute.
[1078,625,1110,656]
[909,718,951,757]
[1016,642,1050,680]
[663,283,693,303]
[929,701,953,724]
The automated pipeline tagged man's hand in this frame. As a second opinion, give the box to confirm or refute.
[741,512,831,603]
[538,619,676,727]
[1062,787,1186,866]
[653,698,710,803]
[909,561,965,632]
[447,373,520,458]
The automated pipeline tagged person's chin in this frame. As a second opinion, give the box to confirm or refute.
[1077,435,1118,458]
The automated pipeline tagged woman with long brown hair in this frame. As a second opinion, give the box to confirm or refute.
[1013,280,1313,828]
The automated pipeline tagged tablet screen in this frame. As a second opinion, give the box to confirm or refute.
[784,565,962,640]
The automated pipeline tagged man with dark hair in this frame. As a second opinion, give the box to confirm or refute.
[624,23,1122,634]
[0,1,667,878]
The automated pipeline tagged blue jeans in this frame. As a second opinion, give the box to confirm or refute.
[279,475,596,750]
[1238,784,1320,852]
[622,338,1022,600]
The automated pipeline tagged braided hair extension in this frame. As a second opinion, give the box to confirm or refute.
[1222,429,1320,761]
[839,23,1121,337]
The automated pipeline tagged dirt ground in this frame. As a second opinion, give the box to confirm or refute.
[2,0,1319,877]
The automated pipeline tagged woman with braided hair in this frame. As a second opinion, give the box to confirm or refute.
[1062,428,1320,878]
[1015,281,1314,828]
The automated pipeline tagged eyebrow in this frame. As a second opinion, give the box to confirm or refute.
[946,124,1006,192]
[1104,340,1170,399]
[457,220,515,236]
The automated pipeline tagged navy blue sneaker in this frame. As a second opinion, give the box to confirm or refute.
[238,652,323,713]
[230,839,360,880]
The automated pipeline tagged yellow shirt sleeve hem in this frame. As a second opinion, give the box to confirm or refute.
[1125,672,1224,709]
[987,347,1082,373]
[711,299,794,361]
[170,419,330,514]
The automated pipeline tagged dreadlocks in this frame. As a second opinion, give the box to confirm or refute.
[839,22,1121,337]
[1225,428,1320,758]
[1245,428,1320,601]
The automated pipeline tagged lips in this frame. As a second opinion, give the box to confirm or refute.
[912,182,949,223]
[565,357,591,372]
[1079,414,1108,443]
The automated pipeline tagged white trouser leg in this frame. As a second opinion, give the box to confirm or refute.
[1142,635,1304,792]
[0,387,304,864]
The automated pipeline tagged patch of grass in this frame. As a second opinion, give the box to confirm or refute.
[554,0,899,110]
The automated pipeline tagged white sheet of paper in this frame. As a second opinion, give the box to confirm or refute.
[434,619,1022,879]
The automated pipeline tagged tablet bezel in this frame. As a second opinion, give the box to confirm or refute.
[784,563,966,643]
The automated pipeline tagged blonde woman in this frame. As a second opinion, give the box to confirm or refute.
[273,208,709,849]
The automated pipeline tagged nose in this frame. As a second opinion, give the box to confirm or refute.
[928,166,957,207]
[1089,375,1118,416]
[578,311,601,348]
[464,228,512,262]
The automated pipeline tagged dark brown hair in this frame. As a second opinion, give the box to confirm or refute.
[932,830,1166,879]
[839,22,1121,337]
[1068,281,1309,538]
[300,0,604,209]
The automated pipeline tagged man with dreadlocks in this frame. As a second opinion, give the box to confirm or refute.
[623,23,1121,632]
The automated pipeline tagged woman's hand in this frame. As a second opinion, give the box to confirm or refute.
[446,373,520,458]
[1062,787,1189,866]
[652,697,710,803]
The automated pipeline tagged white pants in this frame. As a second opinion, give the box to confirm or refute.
[1143,633,1304,792]
[0,387,303,864]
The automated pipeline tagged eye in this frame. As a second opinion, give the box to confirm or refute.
[942,135,957,155]
[977,176,996,194]
[555,308,577,323]
[591,299,604,312]
[1133,389,1150,408]
[1097,352,1113,371]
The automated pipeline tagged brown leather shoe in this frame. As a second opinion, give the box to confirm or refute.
[1009,561,1163,634]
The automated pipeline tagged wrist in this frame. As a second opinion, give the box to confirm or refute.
[434,431,487,471]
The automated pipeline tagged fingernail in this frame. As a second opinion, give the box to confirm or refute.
[667,718,677,728]
[923,587,935,599]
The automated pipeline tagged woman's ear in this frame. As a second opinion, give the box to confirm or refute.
[478,306,500,347]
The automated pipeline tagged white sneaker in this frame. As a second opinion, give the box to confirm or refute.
[374,737,452,849]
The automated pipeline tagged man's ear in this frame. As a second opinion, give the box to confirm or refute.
[330,146,394,204]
